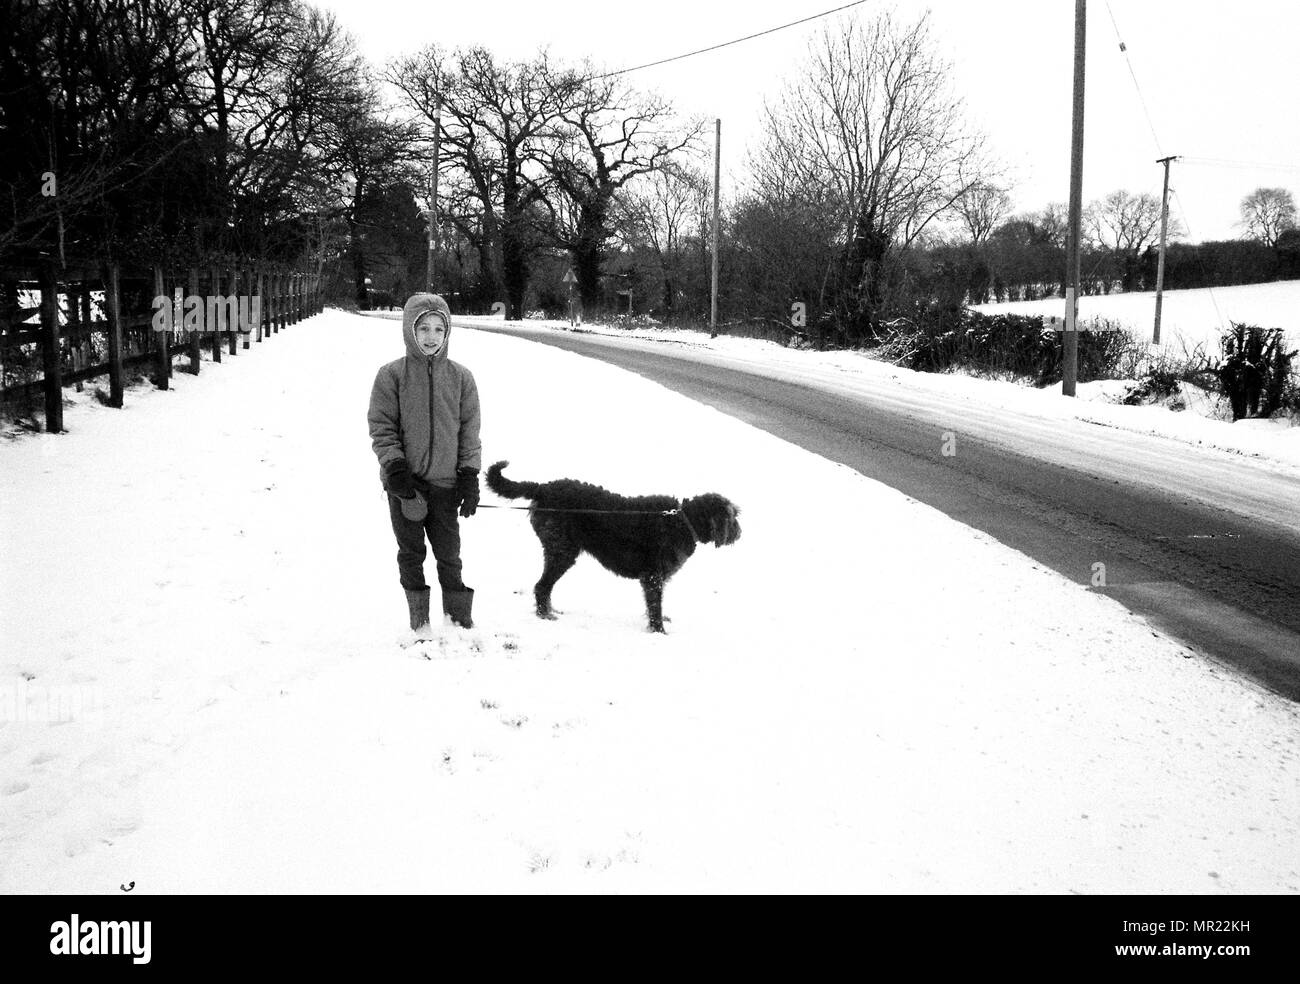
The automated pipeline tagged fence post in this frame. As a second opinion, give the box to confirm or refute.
[230,265,240,355]
[105,262,124,407]
[39,264,63,432]
[255,268,264,342]
[231,262,241,350]
[211,264,223,363]
[153,265,170,390]
[250,267,260,342]
[79,280,92,371]
[69,281,82,372]
[238,265,249,349]
[187,267,201,374]
[0,276,14,396]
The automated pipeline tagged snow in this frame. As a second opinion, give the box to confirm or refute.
[974,279,1300,360]
[2,309,1298,893]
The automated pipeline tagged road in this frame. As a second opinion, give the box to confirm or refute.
[460,320,1300,702]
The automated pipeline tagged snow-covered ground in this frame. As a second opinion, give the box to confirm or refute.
[974,279,1300,360]
[2,309,1298,893]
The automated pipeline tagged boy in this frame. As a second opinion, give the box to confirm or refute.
[368,293,481,634]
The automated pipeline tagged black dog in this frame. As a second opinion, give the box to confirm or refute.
[486,461,741,633]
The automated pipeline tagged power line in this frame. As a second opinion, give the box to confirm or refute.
[1103,0,1163,156]
[1181,156,1300,174]
[1170,186,1227,333]
[588,0,872,80]
[1103,8,1300,179]
[1103,4,1231,336]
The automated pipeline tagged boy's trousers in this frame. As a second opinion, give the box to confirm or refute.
[386,487,465,591]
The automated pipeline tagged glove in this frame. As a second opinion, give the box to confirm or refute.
[383,458,416,498]
[400,491,427,522]
[455,468,479,518]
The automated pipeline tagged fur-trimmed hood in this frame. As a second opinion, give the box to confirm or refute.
[401,293,452,363]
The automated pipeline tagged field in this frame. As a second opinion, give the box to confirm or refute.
[973,280,1300,358]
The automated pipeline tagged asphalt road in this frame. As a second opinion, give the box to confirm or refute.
[463,320,1300,702]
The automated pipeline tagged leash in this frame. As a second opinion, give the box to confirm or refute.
[475,503,682,516]
[675,504,701,541]
[476,501,702,541]
[382,489,684,518]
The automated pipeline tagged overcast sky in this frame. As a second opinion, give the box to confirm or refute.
[318,0,1300,243]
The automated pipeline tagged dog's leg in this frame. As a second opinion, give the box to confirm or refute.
[640,573,666,633]
[535,546,578,621]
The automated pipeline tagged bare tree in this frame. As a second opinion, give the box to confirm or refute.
[1033,202,1069,296]
[331,82,422,307]
[620,162,710,315]
[1239,187,1297,247]
[957,181,1013,244]
[388,46,572,319]
[1037,202,1070,250]
[536,69,700,310]
[750,9,991,338]
[1085,189,1180,291]
[0,0,194,263]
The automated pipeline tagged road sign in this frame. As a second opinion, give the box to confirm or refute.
[562,269,577,284]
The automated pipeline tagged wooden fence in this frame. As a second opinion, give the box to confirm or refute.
[0,259,322,432]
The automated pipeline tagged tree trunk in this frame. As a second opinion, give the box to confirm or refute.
[502,222,528,320]
[574,242,602,311]
[474,240,498,311]
[351,233,368,310]
[574,195,611,309]
[840,218,891,342]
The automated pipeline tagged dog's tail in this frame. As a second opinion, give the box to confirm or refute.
[485,460,543,500]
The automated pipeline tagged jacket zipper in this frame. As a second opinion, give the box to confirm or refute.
[427,357,435,475]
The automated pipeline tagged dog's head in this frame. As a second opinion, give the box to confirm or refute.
[682,493,741,548]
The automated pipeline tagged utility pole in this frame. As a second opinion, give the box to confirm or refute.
[1063,0,1086,397]
[1152,155,1178,346]
[426,91,442,293]
[709,118,721,339]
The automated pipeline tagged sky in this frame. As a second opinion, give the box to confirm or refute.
[317,0,1300,243]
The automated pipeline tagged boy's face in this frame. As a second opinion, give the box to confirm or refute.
[414,314,446,356]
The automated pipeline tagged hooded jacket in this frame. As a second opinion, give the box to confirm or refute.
[368,293,481,490]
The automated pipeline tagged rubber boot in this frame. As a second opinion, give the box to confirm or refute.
[442,586,474,629]
[405,587,433,639]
